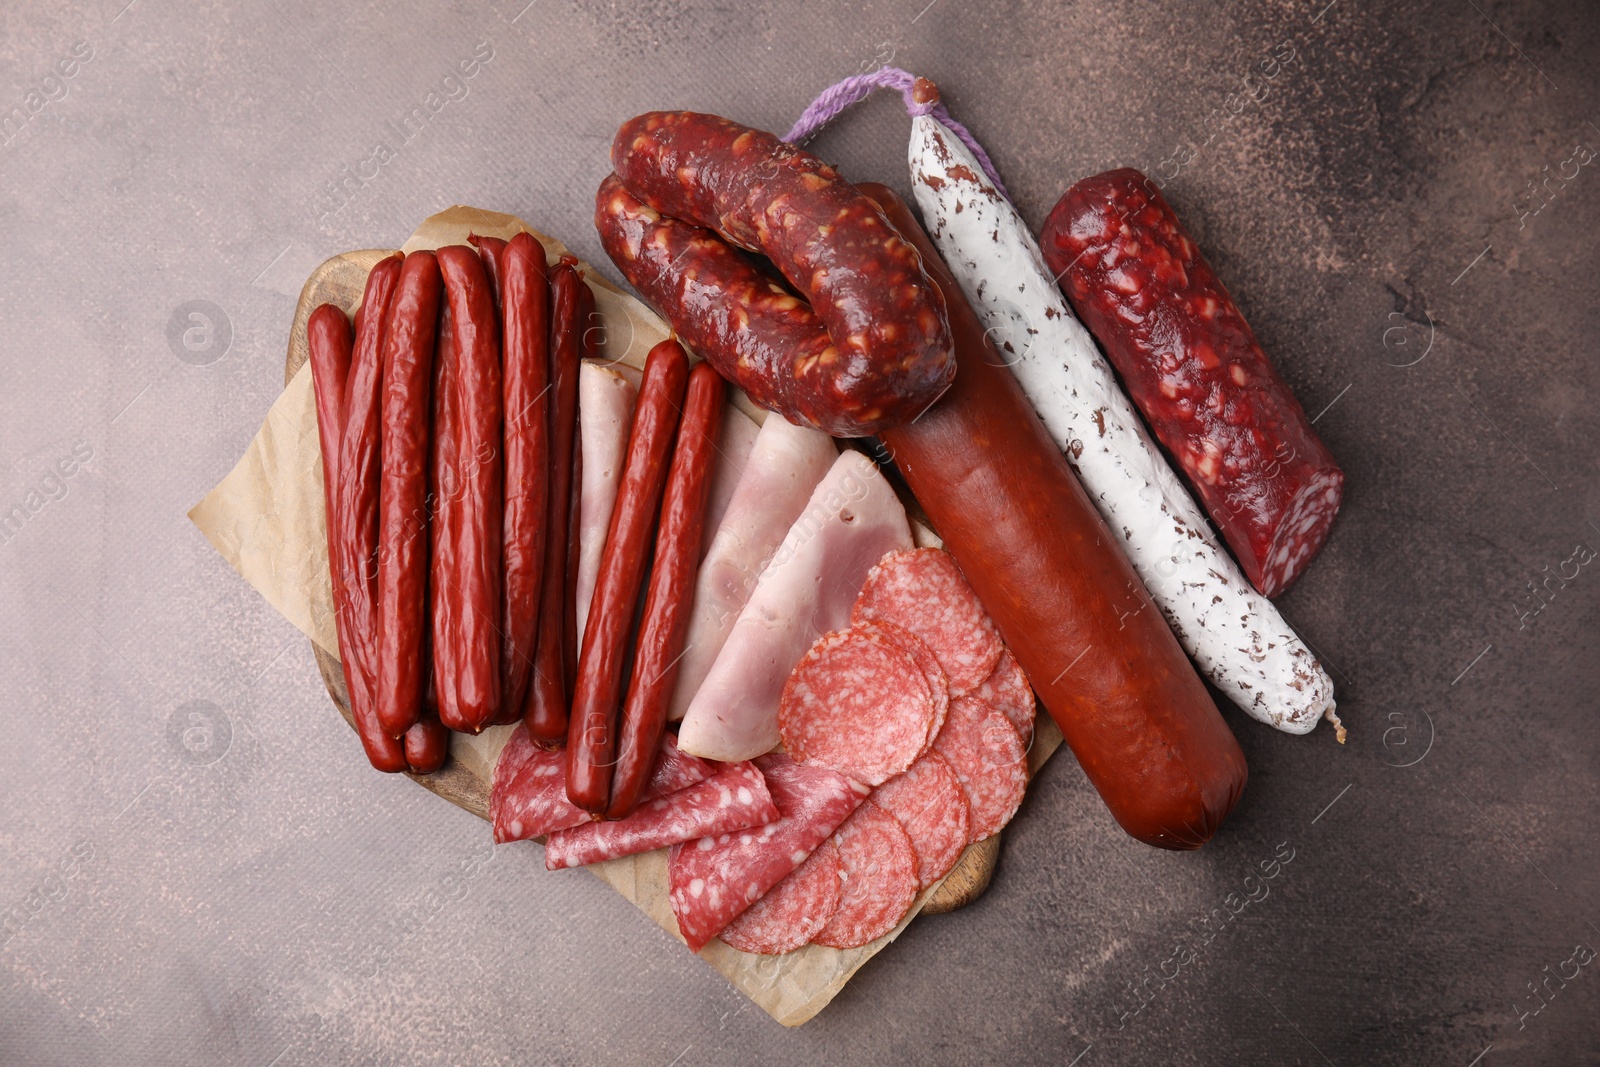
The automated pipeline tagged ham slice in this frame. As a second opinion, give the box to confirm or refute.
[668,415,837,722]
[702,407,760,551]
[491,730,716,844]
[543,760,776,870]
[669,752,868,951]
[574,362,638,647]
[677,451,913,761]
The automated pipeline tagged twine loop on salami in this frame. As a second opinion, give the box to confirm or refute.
[784,68,1011,200]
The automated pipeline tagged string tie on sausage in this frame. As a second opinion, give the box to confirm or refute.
[784,67,1011,200]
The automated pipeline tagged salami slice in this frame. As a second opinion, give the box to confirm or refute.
[544,761,776,870]
[970,650,1036,750]
[853,548,1001,694]
[934,694,1028,843]
[778,627,936,786]
[669,752,868,951]
[718,841,842,955]
[869,752,969,890]
[855,618,949,755]
[811,801,919,950]
[492,730,717,844]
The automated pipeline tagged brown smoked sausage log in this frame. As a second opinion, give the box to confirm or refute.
[523,261,590,743]
[605,360,725,819]
[327,258,410,772]
[434,246,505,734]
[865,185,1247,850]
[497,233,552,723]
[565,339,690,813]
[375,251,443,740]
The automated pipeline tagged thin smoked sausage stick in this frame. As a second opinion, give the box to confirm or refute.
[565,339,689,813]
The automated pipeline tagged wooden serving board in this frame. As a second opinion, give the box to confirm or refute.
[287,245,1003,915]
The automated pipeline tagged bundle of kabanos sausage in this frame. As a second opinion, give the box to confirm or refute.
[306,66,1348,967]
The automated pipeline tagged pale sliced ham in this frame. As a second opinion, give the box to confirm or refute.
[702,407,761,551]
[668,414,837,722]
[574,362,638,647]
[677,451,912,762]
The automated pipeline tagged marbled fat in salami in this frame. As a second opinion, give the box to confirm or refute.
[969,650,1036,750]
[1039,168,1344,598]
[934,694,1028,843]
[811,801,919,950]
[853,548,1002,694]
[869,752,970,890]
[544,761,776,870]
[492,730,717,844]
[778,627,937,787]
[668,752,868,952]
[718,840,842,955]
[854,618,950,756]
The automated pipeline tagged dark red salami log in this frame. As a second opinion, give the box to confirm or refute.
[935,694,1028,843]
[866,184,1247,851]
[609,112,954,435]
[492,730,717,845]
[718,840,841,956]
[811,801,918,950]
[1039,169,1344,597]
[669,751,868,952]
[854,548,1002,695]
[544,760,776,870]
[869,751,969,890]
[778,627,938,787]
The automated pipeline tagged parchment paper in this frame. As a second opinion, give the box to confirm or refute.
[189,205,1062,1027]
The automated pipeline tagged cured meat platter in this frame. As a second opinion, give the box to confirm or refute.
[194,81,1348,1027]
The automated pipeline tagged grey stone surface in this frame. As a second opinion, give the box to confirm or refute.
[2,0,1596,1063]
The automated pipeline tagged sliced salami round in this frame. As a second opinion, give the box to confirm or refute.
[870,751,969,889]
[811,801,919,950]
[935,694,1028,843]
[853,547,1001,694]
[719,840,842,955]
[778,627,935,787]
[970,650,1036,750]
[854,618,949,755]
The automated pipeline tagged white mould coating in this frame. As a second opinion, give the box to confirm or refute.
[908,115,1334,734]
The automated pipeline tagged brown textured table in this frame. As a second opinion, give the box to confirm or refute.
[2,1,1596,1063]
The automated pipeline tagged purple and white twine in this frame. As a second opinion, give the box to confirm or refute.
[783,67,1011,201]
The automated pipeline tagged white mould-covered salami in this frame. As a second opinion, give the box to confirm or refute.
[908,115,1338,737]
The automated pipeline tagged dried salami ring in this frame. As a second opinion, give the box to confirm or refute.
[778,627,936,787]
[969,649,1036,750]
[854,548,1002,695]
[719,840,842,956]
[607,111,956,435]
[935,694,1028,843]
[870,751,969,890]
[811,801,918,950]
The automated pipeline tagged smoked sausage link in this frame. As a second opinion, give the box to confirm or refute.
[1039,169,1343,597]
[375,251,443,740]
[434,245,505,734]
[866,185,1247,850]
[523,261,591,743]
[497,233,553,722]
[605,360,726,819]
[566,339,691,813]
[596,174,843,434]
[326,257,410,772]
[608,113,954,435]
